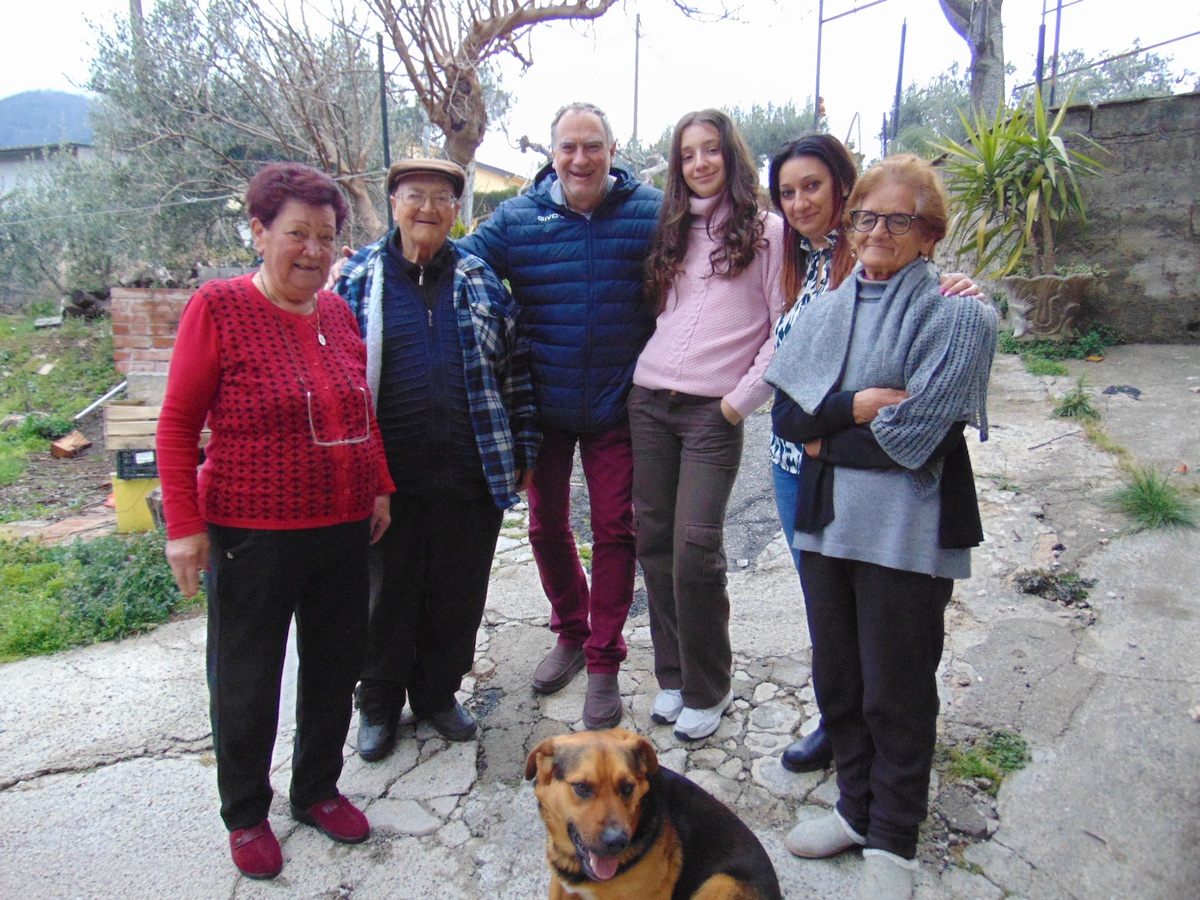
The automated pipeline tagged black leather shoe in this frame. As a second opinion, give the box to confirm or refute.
[428,703,477,742]
[781,722,833,773]
[356,715,397,762]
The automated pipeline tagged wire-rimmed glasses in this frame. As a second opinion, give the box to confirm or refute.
[396,188,456,209]
[305,387,370,446]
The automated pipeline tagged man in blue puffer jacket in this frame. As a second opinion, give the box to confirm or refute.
[459,102,662,729]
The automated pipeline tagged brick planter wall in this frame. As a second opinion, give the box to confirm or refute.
[109,287,194,403]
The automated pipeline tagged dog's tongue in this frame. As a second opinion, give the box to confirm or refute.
[589,853,619,881]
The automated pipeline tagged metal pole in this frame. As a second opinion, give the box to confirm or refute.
[814,0,824,131]
[1050,0,1064,105]
[891,19,906,141]
[378,33,393,230]
[1036,24,1046,95]
[632,14,640,144]
[74,381,128,420]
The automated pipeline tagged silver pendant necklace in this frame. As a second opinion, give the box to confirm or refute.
[258,271,326,346]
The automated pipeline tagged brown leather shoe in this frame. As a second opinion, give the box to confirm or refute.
[531,643,585,694]
[583,672,623,729]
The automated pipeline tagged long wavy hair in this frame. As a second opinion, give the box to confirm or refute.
[645,109,766,314]
[767,135,858,309]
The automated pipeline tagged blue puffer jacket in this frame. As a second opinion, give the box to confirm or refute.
[458,164,661,433]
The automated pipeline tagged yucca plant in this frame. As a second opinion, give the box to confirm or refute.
[933,89,1106,277]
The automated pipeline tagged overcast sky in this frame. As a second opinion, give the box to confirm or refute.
[3,0,1197,171]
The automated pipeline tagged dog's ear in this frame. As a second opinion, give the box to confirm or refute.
[630,734,659,778]
[524,738,556,782]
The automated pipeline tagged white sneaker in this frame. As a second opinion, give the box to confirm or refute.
[673,689,734,741]
[651,689,684,724]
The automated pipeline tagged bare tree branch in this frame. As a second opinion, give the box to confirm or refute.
[367,0,621,219]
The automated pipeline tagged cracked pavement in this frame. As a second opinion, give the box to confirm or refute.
[1,345,1197,898]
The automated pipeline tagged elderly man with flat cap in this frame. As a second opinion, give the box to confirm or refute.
[334,158,539,758]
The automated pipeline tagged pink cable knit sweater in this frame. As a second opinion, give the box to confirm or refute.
[633,194,786,418]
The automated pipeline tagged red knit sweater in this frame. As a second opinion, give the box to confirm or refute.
[156,275,394,540]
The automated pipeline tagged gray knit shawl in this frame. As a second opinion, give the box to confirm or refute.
[765,259,998,492]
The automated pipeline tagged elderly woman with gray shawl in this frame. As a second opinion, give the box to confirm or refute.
[764,154,997,898]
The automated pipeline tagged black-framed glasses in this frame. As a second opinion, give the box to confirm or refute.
[848,210,922,235]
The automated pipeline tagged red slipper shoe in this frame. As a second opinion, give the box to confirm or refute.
[229,820,282,879]
[291,794,370,844]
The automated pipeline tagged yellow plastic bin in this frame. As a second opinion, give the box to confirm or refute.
[111,474,161,533]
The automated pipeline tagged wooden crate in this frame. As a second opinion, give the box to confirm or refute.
[103,403,210,451]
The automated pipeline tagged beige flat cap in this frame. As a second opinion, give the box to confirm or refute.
[386,158,467,197]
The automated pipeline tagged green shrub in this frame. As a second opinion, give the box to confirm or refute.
[1111,467,1196,531]
[1053,376,1100,419]
[18,414,75,440]
[998,325,1122,376]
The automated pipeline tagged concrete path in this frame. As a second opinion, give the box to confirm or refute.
[1,344,1197,899]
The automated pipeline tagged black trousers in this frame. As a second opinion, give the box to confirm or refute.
[206,519,369,832]
[799,551,953,860]
[358,494,502,719]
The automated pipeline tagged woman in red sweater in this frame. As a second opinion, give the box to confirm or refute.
[156,163,393,880]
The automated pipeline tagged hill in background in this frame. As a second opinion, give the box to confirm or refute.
[0,91,92,147]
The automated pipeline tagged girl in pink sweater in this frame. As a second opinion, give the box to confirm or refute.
[630,109,785,740]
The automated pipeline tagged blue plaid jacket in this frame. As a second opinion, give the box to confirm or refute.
[334,235,540,509]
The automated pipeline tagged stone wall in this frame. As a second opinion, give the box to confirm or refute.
[1056,91,1200,343]
[109,287,193,404]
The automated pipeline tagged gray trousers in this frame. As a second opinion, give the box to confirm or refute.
[628,386,744,709]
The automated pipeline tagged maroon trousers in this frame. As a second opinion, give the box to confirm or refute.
[527,424,636,674]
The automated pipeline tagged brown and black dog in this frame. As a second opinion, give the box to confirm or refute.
[525,727,781,900]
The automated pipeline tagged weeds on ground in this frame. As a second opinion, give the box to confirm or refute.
[1110,466,1196,531]
[1053,376,1100,419]
[940,730,1031,796]
[0,531,202,661]
[985,474,1021,493]
[1082,420,1130,460]
[998,325,1122,375]
[1014,568,1095,609]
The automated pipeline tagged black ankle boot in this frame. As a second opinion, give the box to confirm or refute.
[781,722,833,773]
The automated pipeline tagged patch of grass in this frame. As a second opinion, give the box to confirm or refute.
[0,314,116,490]
[577,543,593,570]
[1024,357,1069,377]
[1110,467,1196,531]
[0,532,203,661]
[1053,376,1100,420]
[943,730,1031,796]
